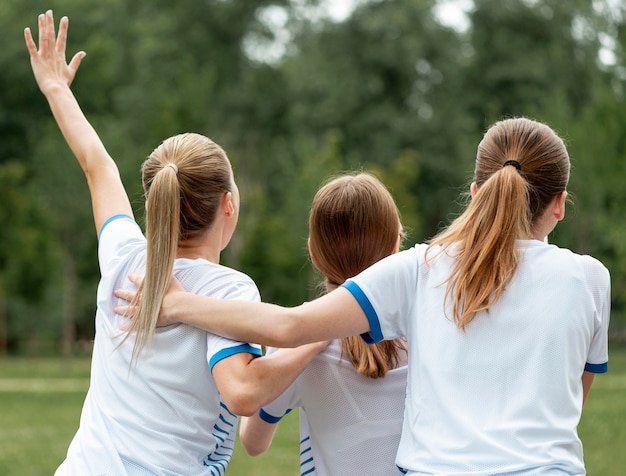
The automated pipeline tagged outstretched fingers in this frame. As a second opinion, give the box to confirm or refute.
[23,12,47,58]
[55,14,68,54]
[40,11,55,57]
[23,26,37,57]
[68,50,86,81]
[24,10,86,92]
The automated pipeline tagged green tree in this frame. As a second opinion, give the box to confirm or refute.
[0,161,60,353]
[272,0,471,243]
[466,0,607,125]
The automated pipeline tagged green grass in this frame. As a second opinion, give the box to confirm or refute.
[0,348,624,475]
[0,357,91,476]
[578,347,626,474]
[229,411,300,476]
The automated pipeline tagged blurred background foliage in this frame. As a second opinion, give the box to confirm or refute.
[1,0,625,355]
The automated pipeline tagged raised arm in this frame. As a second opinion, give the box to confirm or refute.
[24,10,133,235]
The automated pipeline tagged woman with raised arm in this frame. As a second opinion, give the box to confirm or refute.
[120,117,610,475]
[25,11,325,475]
[239,173,408,475]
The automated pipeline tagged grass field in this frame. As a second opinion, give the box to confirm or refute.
[0,348,624,475]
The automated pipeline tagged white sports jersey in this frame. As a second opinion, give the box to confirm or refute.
[259,340,408,476]
[343,240,610,475]
[56,215,262,476]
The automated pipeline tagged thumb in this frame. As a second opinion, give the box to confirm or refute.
[67,51,86,82]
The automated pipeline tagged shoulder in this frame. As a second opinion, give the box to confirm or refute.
[97,215,144,266]
[368,244,423,273]
[549,245,610,285]
[532,244,611,300]
[98,214,142,243]
[176,260,261,302]
[98,214,138,238]
[577,253,610,282]
[213,265,260,292]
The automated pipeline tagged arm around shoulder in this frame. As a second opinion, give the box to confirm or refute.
[162,287,370,347]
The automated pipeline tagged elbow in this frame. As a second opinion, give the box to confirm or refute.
[223,393,261,418]
[242,439,266,457]
[239,421,272,456]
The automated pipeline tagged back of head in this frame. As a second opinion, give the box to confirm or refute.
[308,173,406,378]
[430,117,570,329]
[475,117,570,223]
[142,133,233,242]
[127,133,234,365]
[309,173,401,286]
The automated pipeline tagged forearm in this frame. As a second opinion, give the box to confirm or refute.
[582,371,595,405]
[43,83,114,175]
[43,83,131,233]
[245,343,328,407]
[214,342,327,416]
[164,292,304,347]
[239,415,278,456]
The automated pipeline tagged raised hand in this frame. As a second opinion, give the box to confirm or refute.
[24,10,85,95]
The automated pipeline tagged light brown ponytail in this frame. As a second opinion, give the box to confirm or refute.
[428,118,570,329]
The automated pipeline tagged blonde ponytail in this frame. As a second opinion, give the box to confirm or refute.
[126,165,181,365]
[122,133,233,367]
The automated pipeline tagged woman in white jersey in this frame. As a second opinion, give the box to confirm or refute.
[118,121,610,472]
[239,173,408,475]
[25,11,325,475]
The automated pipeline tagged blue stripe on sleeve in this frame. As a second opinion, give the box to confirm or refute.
[585,361,608,374]
[259,408,287,424]
[341,280,384,343]
[98,214,135,241]
[209,344,262,371]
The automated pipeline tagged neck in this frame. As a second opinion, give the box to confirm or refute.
[325,282,340,292]
[176,235,222,264]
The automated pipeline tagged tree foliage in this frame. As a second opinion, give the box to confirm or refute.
[2,0,625,353]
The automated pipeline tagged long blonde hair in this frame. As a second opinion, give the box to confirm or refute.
[125,133,233,365]
[428,118,570,329]
[308,173,407,379]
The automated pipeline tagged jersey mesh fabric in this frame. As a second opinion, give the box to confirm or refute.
[344,241,610,476]
[55,216,261,476]
[260,340,408,476]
